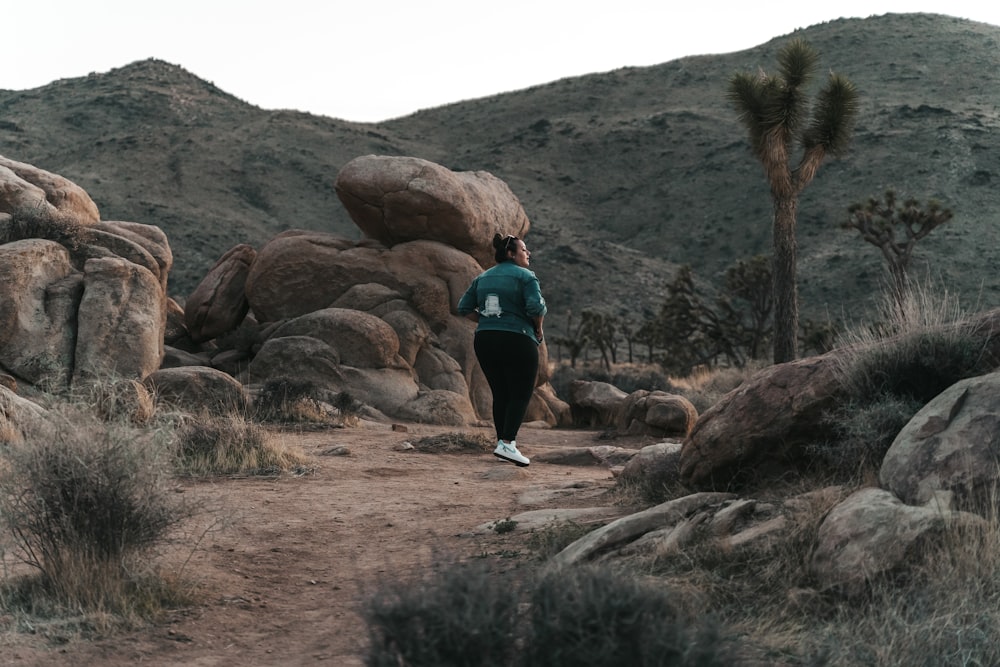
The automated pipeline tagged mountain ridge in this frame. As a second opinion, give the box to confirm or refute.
[1,12,998,340]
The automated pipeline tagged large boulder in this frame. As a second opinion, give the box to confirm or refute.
[0,159,171,391]
[395,390,477,426]
[244,232,385,322]
[379,308,432,367]
[245,335,343,386]
[0,240,80,386]
[95,220,173,291]
[144,366,249,413]
[620,390,698,437]
[267,308,407,370]
[618,441,685,488]
[530,383,572,427]
[0,155,101,224]
[231,157,562,427]
[677,308,1000,490]
[413,344,469,395]
[184,244,255,343]
[244,233,482,325]
[331,283,408,314]
[568,380,628,427]
[77,226,165,289]
[548,492,735,567]
[334,155,530,268]
[809,487,984,597]
[246,334,422,419]
[73,257,165,385]
[880,372,1000,511]
[680,352,844,489]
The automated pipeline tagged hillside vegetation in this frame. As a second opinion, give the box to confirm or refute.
[1,12,998,339]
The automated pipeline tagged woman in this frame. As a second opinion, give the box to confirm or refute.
[458,234,547,467]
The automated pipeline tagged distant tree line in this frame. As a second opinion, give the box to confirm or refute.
[551,255,785,376]
[551,186,952,377]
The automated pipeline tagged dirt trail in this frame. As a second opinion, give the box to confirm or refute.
[4,421,639,666]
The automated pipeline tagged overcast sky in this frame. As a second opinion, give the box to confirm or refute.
[4,2,998,123]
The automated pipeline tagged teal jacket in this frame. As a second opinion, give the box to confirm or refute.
[458,261,547,344]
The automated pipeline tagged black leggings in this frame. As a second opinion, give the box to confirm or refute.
[474,330,539,443]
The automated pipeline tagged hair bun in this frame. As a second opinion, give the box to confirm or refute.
[492,233,504,248]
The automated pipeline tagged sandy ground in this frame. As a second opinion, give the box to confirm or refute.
[2,420,647,666]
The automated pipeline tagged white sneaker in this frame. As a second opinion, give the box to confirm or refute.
[494,440,529,467]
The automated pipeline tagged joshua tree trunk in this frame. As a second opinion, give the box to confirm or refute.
[772,198,798,364]
[886,258,910,319]
[728,38,858,366]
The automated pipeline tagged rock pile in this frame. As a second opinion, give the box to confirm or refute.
[0,152,568,426]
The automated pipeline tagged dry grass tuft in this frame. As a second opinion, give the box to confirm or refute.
[411,431,493,454]
[172,412,313,477]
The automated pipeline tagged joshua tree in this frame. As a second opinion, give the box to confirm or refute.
[728,38,859,363]
[844,189,954,310]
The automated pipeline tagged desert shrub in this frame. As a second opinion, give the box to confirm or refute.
[0,405,189,618]
[490,518,518,534]
[833,281,989,401]
[363,559,734,667]
[525,521,594,560]
[172,412,312,476]
[524,565,731,667]
[363,559,520,667]
[818,283,990,480]
[809,393,922,479]
[614,455,690,505]
[253,377,360,427]
[411,431,492,454]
